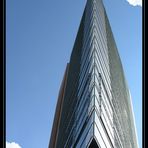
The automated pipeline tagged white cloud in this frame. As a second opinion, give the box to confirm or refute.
[6,141,22,148]
[126,0,142,7]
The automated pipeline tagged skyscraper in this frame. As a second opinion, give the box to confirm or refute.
[49,0,139,148]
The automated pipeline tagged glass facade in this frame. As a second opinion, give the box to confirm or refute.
[49,0,139,148]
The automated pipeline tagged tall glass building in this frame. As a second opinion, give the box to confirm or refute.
[49,0,139,148]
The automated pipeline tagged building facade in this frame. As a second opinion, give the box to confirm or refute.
[49,0,139,148]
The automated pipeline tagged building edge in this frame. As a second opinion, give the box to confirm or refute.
[48,63,69,148]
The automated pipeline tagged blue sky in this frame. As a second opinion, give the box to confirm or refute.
[6,0,142,148]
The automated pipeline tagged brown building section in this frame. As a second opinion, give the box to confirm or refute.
[48,63,69,148]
